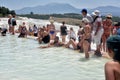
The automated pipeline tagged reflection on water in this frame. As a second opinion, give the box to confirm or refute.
[0,35,108,80]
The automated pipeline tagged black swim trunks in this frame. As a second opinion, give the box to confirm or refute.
[42,35,50,44]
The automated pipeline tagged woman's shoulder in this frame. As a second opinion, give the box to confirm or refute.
[105,61,120,68]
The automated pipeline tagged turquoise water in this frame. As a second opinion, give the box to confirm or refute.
[0,35,108,80]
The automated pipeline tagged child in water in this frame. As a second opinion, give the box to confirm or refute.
[105,35,120,80]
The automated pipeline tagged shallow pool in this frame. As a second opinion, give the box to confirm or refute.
[0,35,108,80]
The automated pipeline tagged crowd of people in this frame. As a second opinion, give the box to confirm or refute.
[0,10,120,58]
[0,9,120,59]
[0,9,120,80]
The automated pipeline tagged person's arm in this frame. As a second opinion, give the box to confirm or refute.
[40,44,51,48]
[105,62,115,80]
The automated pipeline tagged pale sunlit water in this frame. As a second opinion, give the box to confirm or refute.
[0,35,109,80]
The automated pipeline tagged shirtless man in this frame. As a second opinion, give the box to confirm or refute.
[105,35,120,80]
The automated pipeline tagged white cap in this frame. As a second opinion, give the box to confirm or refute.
[94,10,100,16]
[91,12,96,16]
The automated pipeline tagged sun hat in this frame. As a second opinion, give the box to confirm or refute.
[106,14,112,18]
[94,10,100,16]
[91,12,96,16]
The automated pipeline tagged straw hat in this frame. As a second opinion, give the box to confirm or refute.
[106,14,112,18]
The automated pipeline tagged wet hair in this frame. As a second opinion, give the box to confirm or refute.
[107,35,120,61]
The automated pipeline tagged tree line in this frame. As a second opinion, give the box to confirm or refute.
[0,6,16,17]
[19,13,120,22]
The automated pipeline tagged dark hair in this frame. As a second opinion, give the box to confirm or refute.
[79,26,82,28]
[107,35,120,61]
[62,21,65,25]
[81,9,87,13]
[55,36,59,40]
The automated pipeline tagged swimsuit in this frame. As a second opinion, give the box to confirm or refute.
[50,31,55,35]
[85,38,91,44]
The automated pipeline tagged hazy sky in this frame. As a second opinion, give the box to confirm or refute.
[0,0,120,10]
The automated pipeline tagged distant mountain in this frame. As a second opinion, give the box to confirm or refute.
[16,3,120,16]
[16,3,80,14]
[89,6,120,16]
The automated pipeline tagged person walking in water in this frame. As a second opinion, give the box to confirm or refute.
[60,21,67,43]
[102,14,113,52]
[92,10,104,57]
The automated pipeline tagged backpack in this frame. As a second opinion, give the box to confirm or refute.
[12,19,17,26]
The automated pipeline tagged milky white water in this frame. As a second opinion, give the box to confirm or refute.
[0,18,109,80]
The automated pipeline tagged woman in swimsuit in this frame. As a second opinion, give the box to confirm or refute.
[49,21,56,41]
[102,14,113,52]
[81,18,91,58]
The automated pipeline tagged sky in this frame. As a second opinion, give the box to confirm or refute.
[0,0,120,10]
